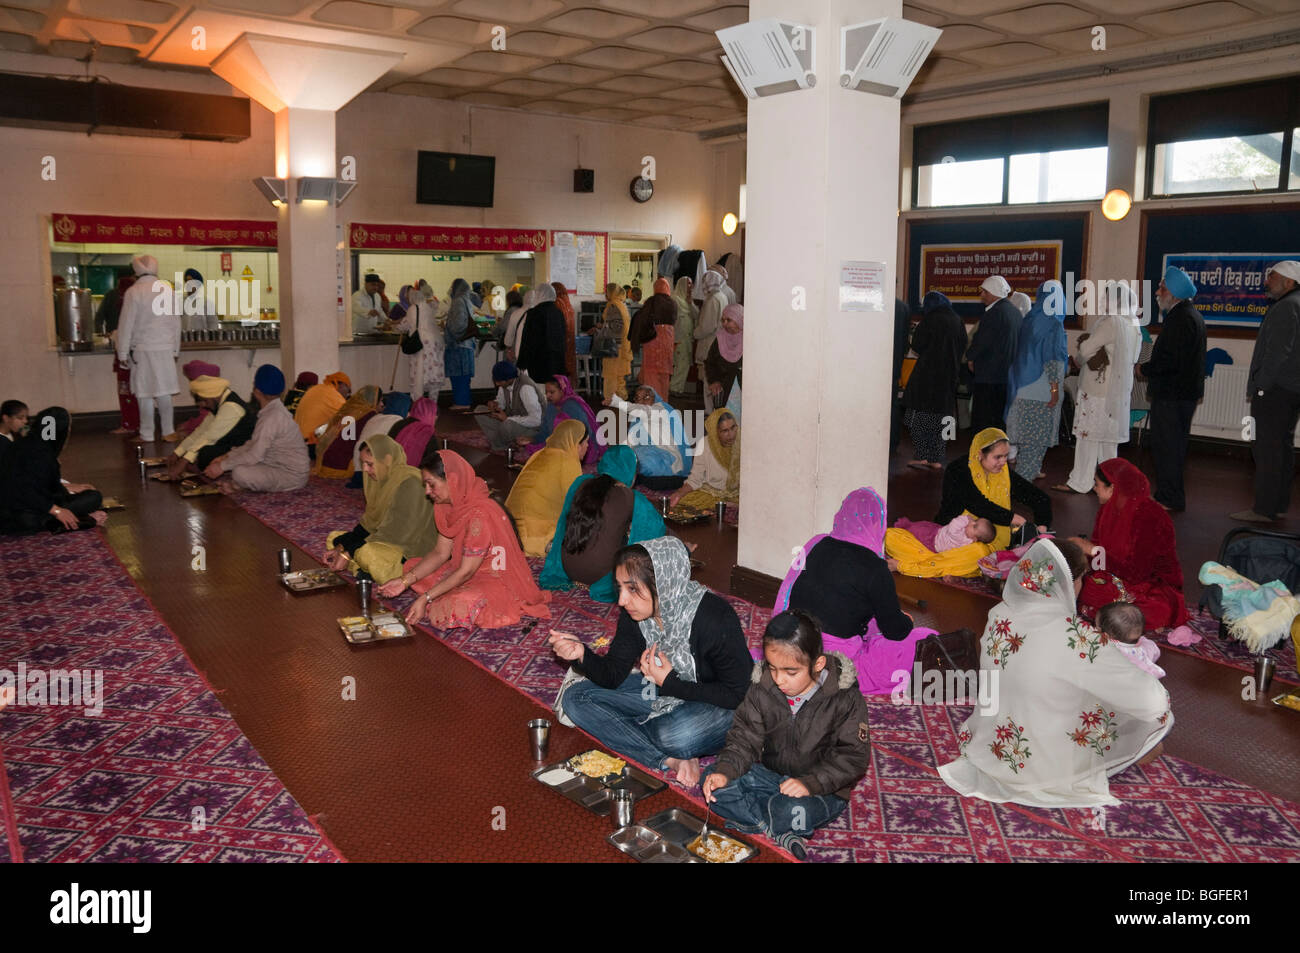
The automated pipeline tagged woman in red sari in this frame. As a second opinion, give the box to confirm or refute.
[638,277,677,398]
[552,282,576,380]
[1067,458,1189,630]
[379,448,551,629]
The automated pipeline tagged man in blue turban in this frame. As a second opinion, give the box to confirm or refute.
[474,360,542,451]
[1138,266,1206,511]
[202,363,309,493]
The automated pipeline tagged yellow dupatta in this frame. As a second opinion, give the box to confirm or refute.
[678,408,741,509]
[505,418,587,556]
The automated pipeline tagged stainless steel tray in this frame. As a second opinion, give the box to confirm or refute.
[665,505,710,525]
[1272,688,1300,712]
[280,568,348,593]
[179,479,221,497]
[532,755,665,816]
[339,612,413,645]
[634,807,758,863]
[140,456,168,467]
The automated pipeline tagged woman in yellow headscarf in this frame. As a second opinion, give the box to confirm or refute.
[597,282,634,402]
[504,419,589,556]
[669,408,740,511]
[314,385,383,479]
[323,434,440,583]
[884,427,1053,577]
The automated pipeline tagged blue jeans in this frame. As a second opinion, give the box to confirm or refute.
[563,673,735,772]
[709,763,846,837]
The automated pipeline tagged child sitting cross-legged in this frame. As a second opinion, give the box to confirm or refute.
[702,609,871,859]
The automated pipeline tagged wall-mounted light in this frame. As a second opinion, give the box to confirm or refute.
[253,176,287,207]
[1101,188,1132,222]
[722,212,738,236]
[295,178,357,207]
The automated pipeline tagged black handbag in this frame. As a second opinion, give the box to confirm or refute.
[400,304,423,354]
[912,627,981,702]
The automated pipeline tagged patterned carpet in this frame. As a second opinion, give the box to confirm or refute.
[0,531,342,863]
[233,478,1300,863]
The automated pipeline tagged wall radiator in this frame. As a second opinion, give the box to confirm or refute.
[1193,366,1250,432]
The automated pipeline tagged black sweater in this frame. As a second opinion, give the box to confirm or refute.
[966,299,1021,383]
[936,459,1052,529]
[575,592,753,710]
[787,538,912,640]
[1141,300,1206,401]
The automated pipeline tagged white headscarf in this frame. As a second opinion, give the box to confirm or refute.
[636,536,707,720]
[132,255,158,276]
[535,283,557,304]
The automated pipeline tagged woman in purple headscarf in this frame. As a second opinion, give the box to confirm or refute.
[775,487,938,695]
[393,396,438,469]
[703,303,743,407]
[521,374,604,466]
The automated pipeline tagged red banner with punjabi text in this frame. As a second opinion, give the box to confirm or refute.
[52,213,278,247]
[349,222,548,253]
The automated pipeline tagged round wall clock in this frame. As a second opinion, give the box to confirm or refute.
[629,176,654,203]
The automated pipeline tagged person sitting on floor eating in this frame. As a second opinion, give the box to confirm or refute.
[548,536,752,786]
[0,407,106,534]
[164,375,255,480]
[605,385,691,488]
[666,408,739,511]
[294,372,351,450]
[474,361,543,453]
[323,434,439,585]
[539,445,666,603]
[202,364,311,494]
[379,449,551,629]
[504,419,588,557]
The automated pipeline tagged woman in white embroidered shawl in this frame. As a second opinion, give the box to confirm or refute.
[1055,283,1142,494]
[939,538,1172,811]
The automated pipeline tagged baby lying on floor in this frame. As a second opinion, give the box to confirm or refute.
[933,514,996,552]
[1097,601,1165,679]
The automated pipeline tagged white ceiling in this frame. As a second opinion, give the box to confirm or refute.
[1,0,1298,133]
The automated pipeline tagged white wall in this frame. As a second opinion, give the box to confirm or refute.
[1,53,727,413]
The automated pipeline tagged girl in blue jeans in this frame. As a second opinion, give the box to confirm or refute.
[550,537,752,787]
[704,610,872,859]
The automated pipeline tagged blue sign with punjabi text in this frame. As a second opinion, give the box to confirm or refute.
[1163,253,1299,328]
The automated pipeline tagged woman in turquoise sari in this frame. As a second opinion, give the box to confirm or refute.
[540,446,665,602]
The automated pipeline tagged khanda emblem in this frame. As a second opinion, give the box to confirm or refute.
[351,224,368,246]
[54,215,77,241]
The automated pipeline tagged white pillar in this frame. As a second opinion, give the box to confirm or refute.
[275,107,340,380]
[737,0,903,581]
[211,36,402,383]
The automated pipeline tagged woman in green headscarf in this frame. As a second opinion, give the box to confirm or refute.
[669,276,697,396]
[540,445,666,602]
[323,433,439,583]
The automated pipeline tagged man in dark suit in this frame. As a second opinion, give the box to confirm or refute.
[966,275,1020,433]
[1138,266,1206,512]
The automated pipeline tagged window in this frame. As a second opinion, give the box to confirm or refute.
[1009,147,1108,204]
[913,103,1108,208]
[1147,76,1298,197]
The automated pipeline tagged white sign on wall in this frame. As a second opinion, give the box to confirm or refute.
[839,260,886,312]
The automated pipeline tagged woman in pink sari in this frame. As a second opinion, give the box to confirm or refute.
[393,397,438,470]
[775,487,938,695]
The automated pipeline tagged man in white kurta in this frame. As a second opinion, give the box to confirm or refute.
[939,539,1172,812]
[115,255,179,442]
[1060,285,1141,493]
[203,364,309,493]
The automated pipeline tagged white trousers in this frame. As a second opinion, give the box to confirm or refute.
[137,394,174,442]
[1067,437,1117,493]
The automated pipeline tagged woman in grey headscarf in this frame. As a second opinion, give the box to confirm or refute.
[444,278,477,410]
[549,536,753,786]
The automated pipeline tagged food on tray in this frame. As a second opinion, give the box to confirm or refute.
[339,616,369,626]
[1275,692,1300,712]
[374,621,406,638]
[537,768,575,786]
[568,750,627,778]
[687,831,748,863]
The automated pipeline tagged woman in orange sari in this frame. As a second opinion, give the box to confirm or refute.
[638,277,677,398]
[379,449,551,629]
[552,281,576,380]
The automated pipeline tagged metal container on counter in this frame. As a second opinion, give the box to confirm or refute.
[54,287,95,352]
